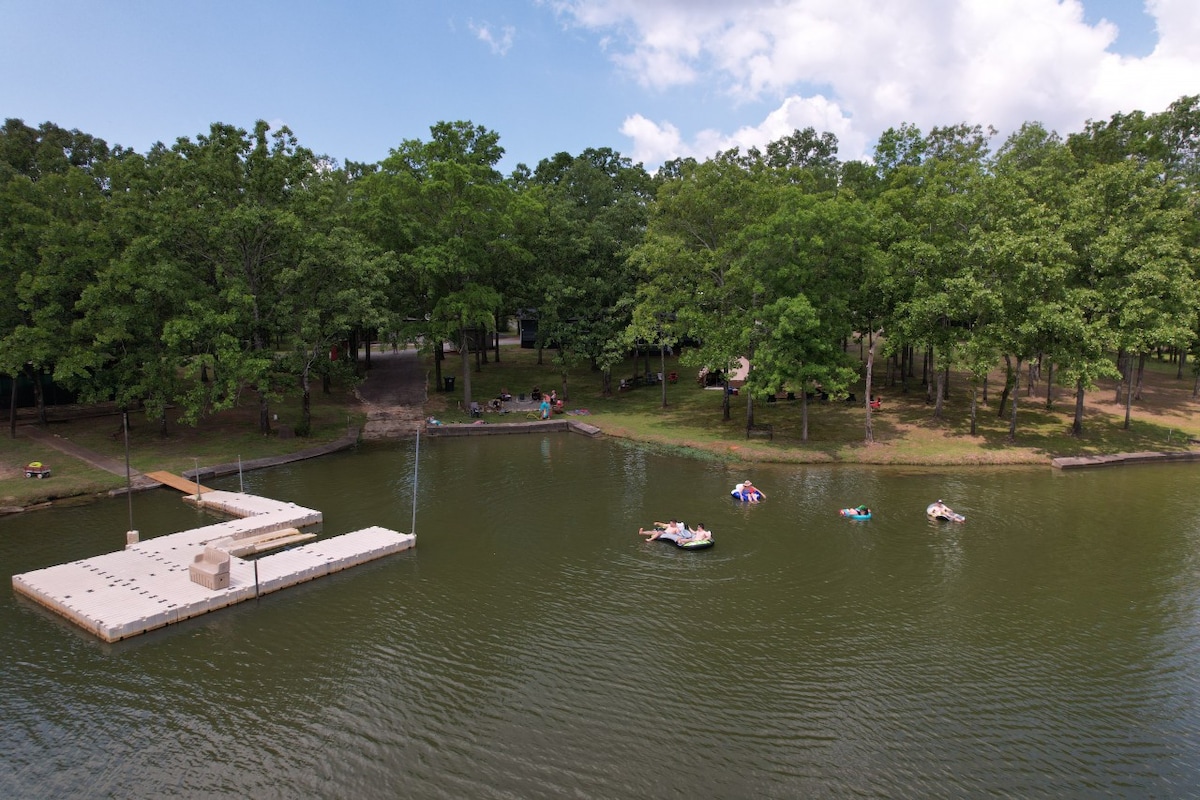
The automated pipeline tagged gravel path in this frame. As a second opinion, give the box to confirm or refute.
[355,347,429,438]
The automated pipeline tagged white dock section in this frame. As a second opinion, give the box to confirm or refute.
[11,490,415,642]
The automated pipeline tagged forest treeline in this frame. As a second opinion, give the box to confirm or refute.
[2,96,1198,443]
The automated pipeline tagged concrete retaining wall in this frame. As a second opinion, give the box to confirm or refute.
[425,419,601,438]
[1051,450,1200,469]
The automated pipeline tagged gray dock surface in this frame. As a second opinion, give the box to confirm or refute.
[11,490,414,641]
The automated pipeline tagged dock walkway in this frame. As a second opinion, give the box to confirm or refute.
[11,490,414,642]
[144,471,213,494]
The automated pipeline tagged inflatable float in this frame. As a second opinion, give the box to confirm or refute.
[645,523,715,550]
[730,483,764,502]
[839,506,872,520]
[926,502,965,523]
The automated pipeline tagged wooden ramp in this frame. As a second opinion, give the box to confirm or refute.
[145,471,214,494]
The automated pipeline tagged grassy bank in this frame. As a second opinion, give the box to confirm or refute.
[430,344,1200,466]
[5,342,1198,510]
[2,389,363,509]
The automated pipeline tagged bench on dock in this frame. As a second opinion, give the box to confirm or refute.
[189,546,231,590]
[746,423,774,440]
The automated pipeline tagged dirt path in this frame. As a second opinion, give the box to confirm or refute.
[355,347,429,439]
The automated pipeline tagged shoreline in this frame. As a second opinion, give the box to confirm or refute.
[5,420,1198,516]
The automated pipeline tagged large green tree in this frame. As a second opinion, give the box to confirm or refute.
[0,120,114,432]
[363,121,514,407]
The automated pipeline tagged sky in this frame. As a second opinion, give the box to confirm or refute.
[2,0,1198,174]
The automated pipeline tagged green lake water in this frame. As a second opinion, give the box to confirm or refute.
[3,433,1200,798]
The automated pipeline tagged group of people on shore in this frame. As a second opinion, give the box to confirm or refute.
[639,519,712,544]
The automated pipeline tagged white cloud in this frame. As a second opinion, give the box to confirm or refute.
[554,0,1200,164]
[470,21,516,56]
[622,94,868,164]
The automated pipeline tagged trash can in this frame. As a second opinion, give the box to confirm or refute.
[444,376,455,392]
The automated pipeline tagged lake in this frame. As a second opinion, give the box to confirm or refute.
[3,433,1200,798]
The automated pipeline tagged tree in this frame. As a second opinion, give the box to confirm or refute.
[630,150,770,422]
[878,123,994,420]
[362,121,514,408]
[281,166,398,434]
[1069,159,1197,431]
[0,120,114,431]
[741,188,875,441]
[524,147,652,396]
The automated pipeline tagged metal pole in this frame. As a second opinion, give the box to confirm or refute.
[410,429,420,536]
[238,455,244,493]
[193,457,200,500]
[123,411,133,532]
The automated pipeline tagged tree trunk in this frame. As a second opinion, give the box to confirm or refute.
[8,374,17,439]
[923,347,931,399]
[1045,362,1054,409]
[801,388,809,442]
[1007,357,1021,442]
[258,389,271,435]
[1115,349,1125,404]
[722,378,731,421]
[970,384,978,436]
[864,327,883,444]
[434,343,443,391]
[1072,377,1085,436]
[660,347,668,408]
[29,366,47,426]
[460,331,473,408]
[1134,352,1146,400]
[1124,358,1133,430]
[997,354,1013,418]
[300,359,312,435]
[932,347,944,419]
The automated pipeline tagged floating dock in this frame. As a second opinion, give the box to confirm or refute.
[11,490,415,642]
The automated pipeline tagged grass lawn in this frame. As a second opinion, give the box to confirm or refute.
[2,389,364,509]
[429,344,1200,466]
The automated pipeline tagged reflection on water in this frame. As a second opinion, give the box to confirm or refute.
[3,436,1200,797]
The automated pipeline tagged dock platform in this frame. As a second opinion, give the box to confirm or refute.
[11,490,415,642]
[145,470,214,494]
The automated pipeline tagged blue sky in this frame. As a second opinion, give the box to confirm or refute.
[2,1,1196,173]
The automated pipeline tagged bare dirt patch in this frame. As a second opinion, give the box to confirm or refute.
[355,348,430,439]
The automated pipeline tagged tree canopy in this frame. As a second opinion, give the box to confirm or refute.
[4,97,1198,445]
